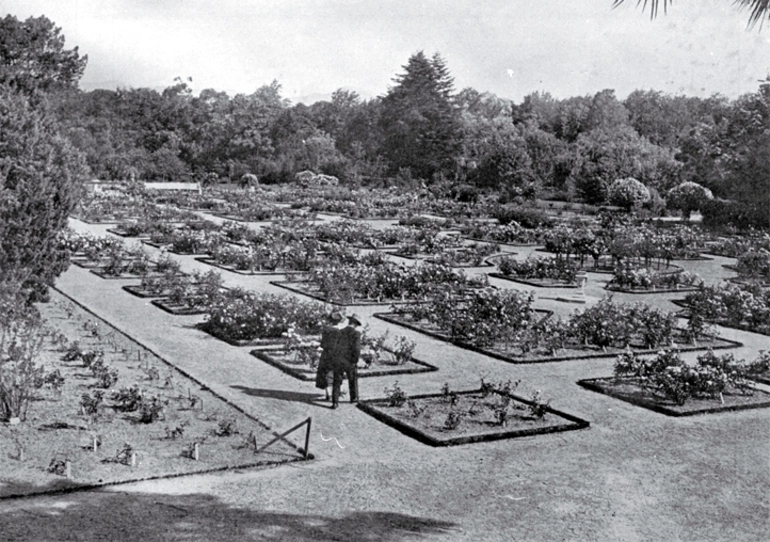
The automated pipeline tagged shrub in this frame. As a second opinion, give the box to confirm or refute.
[384,381,407,407]
[137,394,167,423]
[0,294,48,421]
[667,182,713,220]
[608,177,650,211]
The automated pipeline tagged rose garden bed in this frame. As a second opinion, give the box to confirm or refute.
[356,388,590,446]
[488,272,581,289]
[0,291,306,499]
[375,312,742,364]
[251,349,438,381]
[195,257,303,276]
[577,377,770,416]
[270,281,412,306]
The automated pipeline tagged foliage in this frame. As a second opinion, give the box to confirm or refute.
[607,177,651,210]
[0,292,48,421]
[392,335,417,365]
[384,381,408,407]
[497,255,579,282]
[0,15,87,95]
[379,51,461,180]
[527,390,551,419]
[0,86,88,300]
[79,390,104,417]
[203,289,327,342]
[666,182,713,220]
[614,348,755,405]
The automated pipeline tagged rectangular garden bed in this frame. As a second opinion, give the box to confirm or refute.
[357,389,589,446]
[577,377,770,416]
[195,257,302,276]
[150,299,207,316]
[271,281,413,306]
[196,324,289,348]
[604,284,701,294]
[375,312,742,364]
[488,272,580,289]
[122,284,172,299]
[671,299,770,338]
[0,290,307,499]
[251,349,438,381]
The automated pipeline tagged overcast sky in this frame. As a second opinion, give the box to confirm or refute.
[2,0,769,103]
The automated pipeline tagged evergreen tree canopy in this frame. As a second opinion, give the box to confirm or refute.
[0,87,88,299]
[0,15,87,96]
[380,52,462,180]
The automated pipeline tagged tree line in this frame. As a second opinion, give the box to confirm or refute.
[2,13,770,300]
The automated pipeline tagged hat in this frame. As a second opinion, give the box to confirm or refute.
[347,314,362,326]
[328,311,344,324]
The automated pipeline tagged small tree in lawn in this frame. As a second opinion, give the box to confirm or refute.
[608,177,650,212]
[0,286,49,422]
[667,182,713,221]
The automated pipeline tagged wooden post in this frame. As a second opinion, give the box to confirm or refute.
[304,417,312,458]
[193,442,199,461]
[130,452,136,467]
[65,460,72,479]
[93,436,99,452]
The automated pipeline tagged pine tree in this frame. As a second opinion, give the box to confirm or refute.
[380,52,462,181]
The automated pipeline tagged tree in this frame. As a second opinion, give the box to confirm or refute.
[0,15,87,95]
[612,0,770,28]
[608,177,651,210]
[667,181,713,220]
[380,52,462,180]
[570,125,680,204]
[0,87,88,300]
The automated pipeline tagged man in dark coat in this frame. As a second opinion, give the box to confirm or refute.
[338,314,362,403]
[316,311,344,402]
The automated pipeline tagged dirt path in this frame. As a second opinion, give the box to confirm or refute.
[1,218,768,541]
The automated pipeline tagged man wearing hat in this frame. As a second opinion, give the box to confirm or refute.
[316,311,345,403]
[337,313,362,404]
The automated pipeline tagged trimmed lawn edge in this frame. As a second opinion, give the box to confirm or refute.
[0,456,304,502]
[374,312,742,364]
[488,272,580,289]
[356,389,590,447]
[251,350,438,381]
[122,285,168,299]
[150,299,206,315]
[196,324,287,348]
[577,377,770,417]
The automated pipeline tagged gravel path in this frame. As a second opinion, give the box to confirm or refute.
[1,216,768,542]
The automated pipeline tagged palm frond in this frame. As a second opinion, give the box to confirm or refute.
[613,0,770,28]
[612,0,671,20]
[734,0,770,28]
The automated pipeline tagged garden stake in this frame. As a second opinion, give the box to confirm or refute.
[65,460,71,479]
[193,442,199,461]
[130,452,136,467]
[93,436,99,452]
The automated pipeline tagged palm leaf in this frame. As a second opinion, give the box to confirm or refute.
[612,0,770,27]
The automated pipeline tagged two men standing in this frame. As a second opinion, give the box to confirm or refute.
[315,312,361,408]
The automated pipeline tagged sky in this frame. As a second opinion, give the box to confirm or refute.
[2,0,770,104]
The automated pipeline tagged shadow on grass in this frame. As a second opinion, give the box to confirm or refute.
[0,491,459,541]
[230,385,329,407]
